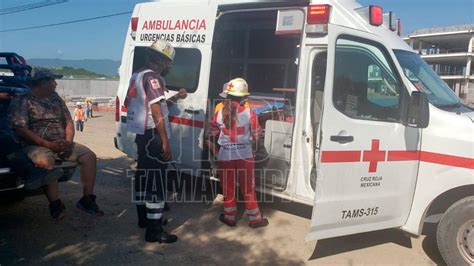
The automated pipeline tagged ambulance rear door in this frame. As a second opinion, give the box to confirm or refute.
[307,24,421,240]
[134,1,218,175]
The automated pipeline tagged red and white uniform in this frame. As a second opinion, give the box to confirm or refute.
[209,101,264,225]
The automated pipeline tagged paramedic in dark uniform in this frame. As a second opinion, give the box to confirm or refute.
[125,40,186,243]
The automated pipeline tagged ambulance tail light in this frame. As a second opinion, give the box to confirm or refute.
[115,96,120,122]
[306,4,331,35]
[131,17,139,31]
[130,17,139,40]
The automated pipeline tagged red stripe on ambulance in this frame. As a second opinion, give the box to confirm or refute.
[387,150,420,161]
[321,139,474,171]
[321,151,361,163]
[169,116,204,129]
[419,151,474,169]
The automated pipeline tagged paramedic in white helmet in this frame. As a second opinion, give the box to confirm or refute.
[124,40,187,243]
[208,78,269,228]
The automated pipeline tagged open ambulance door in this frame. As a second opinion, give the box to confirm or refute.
[135,1,218,176]
[307,24,421,240]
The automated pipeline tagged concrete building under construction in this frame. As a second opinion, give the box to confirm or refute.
[403,25,474,105]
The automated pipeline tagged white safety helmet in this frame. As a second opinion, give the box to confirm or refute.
[76,102,82,106]
[225,78,250,97]
[219,82,229,98]
[149,40,175,61]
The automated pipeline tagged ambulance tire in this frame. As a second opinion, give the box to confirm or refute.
[436,196,474,266]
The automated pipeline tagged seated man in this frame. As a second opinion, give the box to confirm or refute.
[1,91,65,219]
[8,67,103,217]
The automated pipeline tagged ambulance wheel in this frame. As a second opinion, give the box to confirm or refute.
[437,196,474,266]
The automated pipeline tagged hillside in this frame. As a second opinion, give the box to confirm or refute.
[28,58,120,77]
[50,66,108,79]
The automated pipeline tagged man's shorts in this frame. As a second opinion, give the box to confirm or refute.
[23,143,93,166]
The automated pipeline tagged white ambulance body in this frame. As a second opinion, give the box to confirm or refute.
[115,0,474,264]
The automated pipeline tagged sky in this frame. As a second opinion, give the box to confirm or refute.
[0,0,473,61]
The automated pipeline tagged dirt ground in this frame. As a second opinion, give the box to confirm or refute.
[0,110,445,265]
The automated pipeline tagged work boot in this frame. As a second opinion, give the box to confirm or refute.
[219,214,236,227]
[137,205,147,228]
[49,199,66,221]
[249,218,269,229]
[145,219,177,243]
[24,168,63,190]
[76,195,104,216]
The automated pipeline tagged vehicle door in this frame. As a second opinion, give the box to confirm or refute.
[307,24,421,240]
[134,1,218,175]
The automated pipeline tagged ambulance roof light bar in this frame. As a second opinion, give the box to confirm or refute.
[383,12,398,32]
[397,19,402,36]
[307,4,331,24]
[306,4,331,35]
[356,5,383,27]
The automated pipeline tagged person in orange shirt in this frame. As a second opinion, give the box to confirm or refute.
[74,102,86,132]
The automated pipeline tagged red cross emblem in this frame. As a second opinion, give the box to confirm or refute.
[227,82,234,90]
[222,126,245,142]
[363,139,386,173]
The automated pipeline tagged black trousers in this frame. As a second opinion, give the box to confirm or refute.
[134,129,168,204]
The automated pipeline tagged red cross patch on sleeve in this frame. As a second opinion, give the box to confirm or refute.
[150,79,161,90]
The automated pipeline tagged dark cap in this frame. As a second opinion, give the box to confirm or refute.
[31,67,63,81]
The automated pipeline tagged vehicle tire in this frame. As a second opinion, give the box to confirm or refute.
[437,196,474,266]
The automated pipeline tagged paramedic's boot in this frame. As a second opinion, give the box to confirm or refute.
[145,219,177,243]
[249,217,269,229]
[219,214,236,227]
[138,205,168,228]
[137,205,147,228]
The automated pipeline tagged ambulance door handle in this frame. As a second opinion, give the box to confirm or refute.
[330,135,354,144]
[184,109,200,115]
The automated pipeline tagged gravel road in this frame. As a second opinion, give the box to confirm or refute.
[0,110,444,265]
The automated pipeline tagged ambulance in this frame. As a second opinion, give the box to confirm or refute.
[114,0,474,264]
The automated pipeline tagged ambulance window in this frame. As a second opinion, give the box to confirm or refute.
[247,64,286,92]
[213,29,245,59]
[311,51,327,108]
[248,29,299,59]
[132,47,202,93]
[333,37,403,122]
